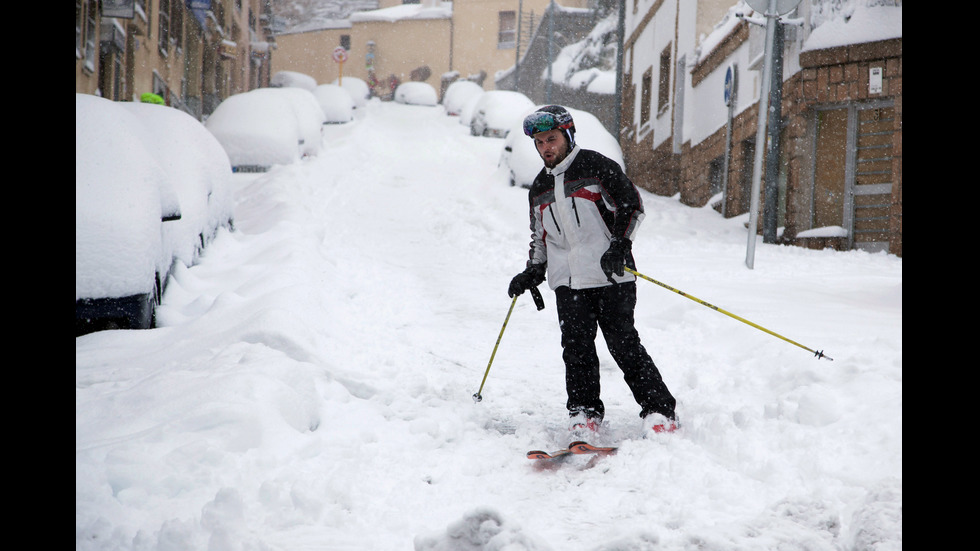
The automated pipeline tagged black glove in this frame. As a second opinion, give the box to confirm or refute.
[600,237,632,279]
[508,264,546,297]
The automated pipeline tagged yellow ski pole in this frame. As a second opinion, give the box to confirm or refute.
[473,287,545,403]
[625,267,832,361]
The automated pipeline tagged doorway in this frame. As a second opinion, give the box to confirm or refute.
[812,101,895,252]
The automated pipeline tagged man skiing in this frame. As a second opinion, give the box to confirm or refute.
[508,105,678,436]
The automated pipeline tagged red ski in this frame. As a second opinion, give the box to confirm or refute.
[568,441,617,455]
[526,441,617,461]
[526,448,573,461]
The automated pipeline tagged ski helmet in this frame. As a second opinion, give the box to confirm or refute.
[523,105,576,150]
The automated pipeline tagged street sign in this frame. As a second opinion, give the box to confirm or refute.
[724,64,737,106]
[332,46,348,85]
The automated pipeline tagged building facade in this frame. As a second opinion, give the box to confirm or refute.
[270,0,590,99]
[272,1,453,99]
[620,0,902,256]
[76,0,902,258]
[76,0,276,120]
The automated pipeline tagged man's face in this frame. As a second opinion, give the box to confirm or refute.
[533,129,569,169]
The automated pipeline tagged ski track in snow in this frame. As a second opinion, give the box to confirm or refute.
[76,101,902,550]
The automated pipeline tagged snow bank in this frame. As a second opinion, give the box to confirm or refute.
[414,508,553,551]
[77,101,902,550]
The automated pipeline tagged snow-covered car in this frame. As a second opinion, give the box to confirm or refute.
[469,90,535,138]
[457,92,483,130]
[206,87,325,171]
[76,94,234,335]
[118,101,235,267]
[276,87,328,157]
[332,76,370,109]
[394,82,438,106]
[313,84,354,123]
[499,105,624,188]
[442,80,484,116]
[270,70,317,91]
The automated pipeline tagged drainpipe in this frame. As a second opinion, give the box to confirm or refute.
[546,0,554,103]
[614,0,625,137]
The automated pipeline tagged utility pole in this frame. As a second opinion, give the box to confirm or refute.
[741,0,801,269]
[762,20,784,244]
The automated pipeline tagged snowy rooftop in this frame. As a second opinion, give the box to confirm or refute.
[350,1,452,23]
[698,2,903,64]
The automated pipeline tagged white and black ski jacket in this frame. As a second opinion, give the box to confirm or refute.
[524,146,644,290]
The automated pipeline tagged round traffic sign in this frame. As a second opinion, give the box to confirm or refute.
[724,65,737,106]
[332,46,348,63]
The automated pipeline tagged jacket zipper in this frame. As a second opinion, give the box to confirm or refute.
[571,197,581,226]
[548,205,562,235]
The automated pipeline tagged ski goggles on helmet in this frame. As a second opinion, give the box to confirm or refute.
[523,110,573,137]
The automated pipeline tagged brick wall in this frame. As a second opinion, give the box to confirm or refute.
[795,37,902,256]
[623,130,680,197]
[669,37,902,256]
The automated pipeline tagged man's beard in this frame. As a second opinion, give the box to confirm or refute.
[543,147,569,169]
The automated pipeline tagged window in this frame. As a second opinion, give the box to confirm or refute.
[658,45,671,114]
[139,0,151,39]
[76,0,82,56]
[153,71,169,100]
[640,68,652,126]
[341,35,351,51]
[172,2,183,51]
[158,0,171,54]
[498,11,516,49]
[84,0,97,69]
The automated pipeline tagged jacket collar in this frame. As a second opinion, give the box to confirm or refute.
[545,145,581,177]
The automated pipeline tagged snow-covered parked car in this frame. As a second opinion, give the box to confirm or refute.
[313,84,354,124]
[118,101,235,266]
[270,70,317,91]
[332,77,370,109]
[499,105,623,188]
[442,80,484,116]
[76,94,234,335]
[457,92,483,130]
[394,82,438,106]
[276,87,327,157]
[468,90,535,138]
[205,87,325,172]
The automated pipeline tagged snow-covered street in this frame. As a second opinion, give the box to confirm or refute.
[76,99,902,550]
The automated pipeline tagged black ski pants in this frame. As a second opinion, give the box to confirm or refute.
[554,282,675,421]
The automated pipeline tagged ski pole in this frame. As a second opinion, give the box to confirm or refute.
[624,267,832,361]
[473,287,545,403]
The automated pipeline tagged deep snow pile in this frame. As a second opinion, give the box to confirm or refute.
[76,99,901,550]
